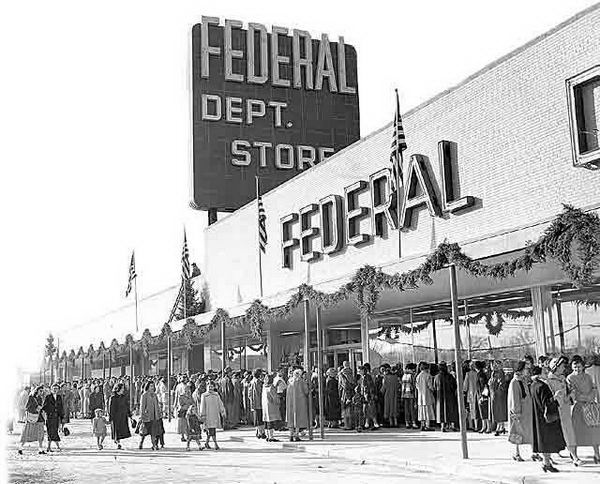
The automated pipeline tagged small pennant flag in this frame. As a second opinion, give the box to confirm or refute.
[258,191,267,253]
[125,251,137,297]
[390,89,407,192]
[181,229,191,281]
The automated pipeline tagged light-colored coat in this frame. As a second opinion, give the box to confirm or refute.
[199,390,226,429]
[286,376,309,429]
[507,375,533,445]
[261,384,281,422]
[546,372,575,446]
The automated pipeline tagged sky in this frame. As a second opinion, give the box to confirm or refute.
[1,0,598,381]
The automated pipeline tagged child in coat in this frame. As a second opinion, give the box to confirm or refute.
[199,381,226,450]
[185,405,204,451]
[92,408,108,450]
[351,385,365,432]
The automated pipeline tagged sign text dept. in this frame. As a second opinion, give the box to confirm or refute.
[192,17,360,211]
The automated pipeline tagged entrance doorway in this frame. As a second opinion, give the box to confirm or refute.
[319,346,362,372]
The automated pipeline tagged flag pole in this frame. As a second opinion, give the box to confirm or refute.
[395,89,403,259]
[183,228,188,322]
[256,176,264,298]
[134,276,139,332]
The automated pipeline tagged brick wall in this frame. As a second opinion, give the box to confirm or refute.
[203,6,600,311]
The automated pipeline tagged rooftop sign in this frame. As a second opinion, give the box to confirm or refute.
[191,17,360,211]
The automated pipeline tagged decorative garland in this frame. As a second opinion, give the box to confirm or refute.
[65,205,600,355]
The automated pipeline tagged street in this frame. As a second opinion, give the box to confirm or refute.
[7,419,489,484]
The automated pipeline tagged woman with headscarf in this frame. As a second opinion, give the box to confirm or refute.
[488,360,509,435]
[108,382,132,449]
[475,361,491,433]
[463,360,479,431]
[324,368,341,428]
[81,382,91,421]
[547,356,578,464]
[286,368,309,441]
[567,354,600,464]
[139,381,162,450]
[381,365,399,428]
[434,361,458,432]
[530,365,565,473]
[338,361,355,430]
[262,373,281,441]
[507,360,534,461]
[42,383,64,452]
[359,363,379,430]
[18,386,46,455]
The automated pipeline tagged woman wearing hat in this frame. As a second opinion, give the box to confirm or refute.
[547,356,578,464]
[508,360,534,461]
[108,383,132,449]
[286,368,309,441]
[324,368,341,428]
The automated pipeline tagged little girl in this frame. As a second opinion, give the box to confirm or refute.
[199,381,226,450]
[92,408,108,450]
[185,404,204,451]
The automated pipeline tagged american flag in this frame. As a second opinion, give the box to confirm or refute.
[125,251,137,297]
[257,179,267,253]
[390,89,407,192]
[181,229,191,281]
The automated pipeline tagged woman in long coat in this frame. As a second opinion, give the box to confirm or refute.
[18,386,46,455]
[381,366,399,428]
[71,383,81,419]
[566,355,600,464]
[546,356,577,463]
[433,362,458,431]
[286,369,309,441]
[475,361,491,433]
[488,361,509,434]
[338,362,355,430]
[88,385,105,419]
[324,368,341,427]
[81,383,91,420]
[42,383,64,452]
[108,383,131,449]
[415,362,435,431]
[139,381,162,450]
[507,361,533,461]
[261,374,281,441]
[175,384,193,441]
[530,366,565,473]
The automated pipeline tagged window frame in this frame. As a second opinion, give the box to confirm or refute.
[566,65,600,168]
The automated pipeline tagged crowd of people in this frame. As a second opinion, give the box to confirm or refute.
[12,354,600,473]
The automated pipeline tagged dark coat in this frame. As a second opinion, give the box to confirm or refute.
[530,378,566,454]
[88,392,105,417]
[324,376,341,421]
[434,370,458,424]
[488,371,509,423]
[108,394,131,441]
[42,393,64,442]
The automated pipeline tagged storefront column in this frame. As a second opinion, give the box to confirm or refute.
[531,286,552,356]
[266,330,281,373]
[360,314,370,365]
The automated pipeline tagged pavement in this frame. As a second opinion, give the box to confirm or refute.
[6,419,600,483]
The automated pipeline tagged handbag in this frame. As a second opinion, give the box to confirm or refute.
[508,419,524,445]
[582,401,600,427]
[62,426,70,437]
[25,412,39,424]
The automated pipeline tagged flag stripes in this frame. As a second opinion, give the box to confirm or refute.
[258,194,267,253]
[125,251,137,297]
[390,89,407,191]
[182,230,191,281]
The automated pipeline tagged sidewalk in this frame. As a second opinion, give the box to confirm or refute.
[228,425,600,484]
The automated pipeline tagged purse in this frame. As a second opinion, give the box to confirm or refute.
[25,412,39,424]
[582,401,600,427]
[508,420,523,445]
